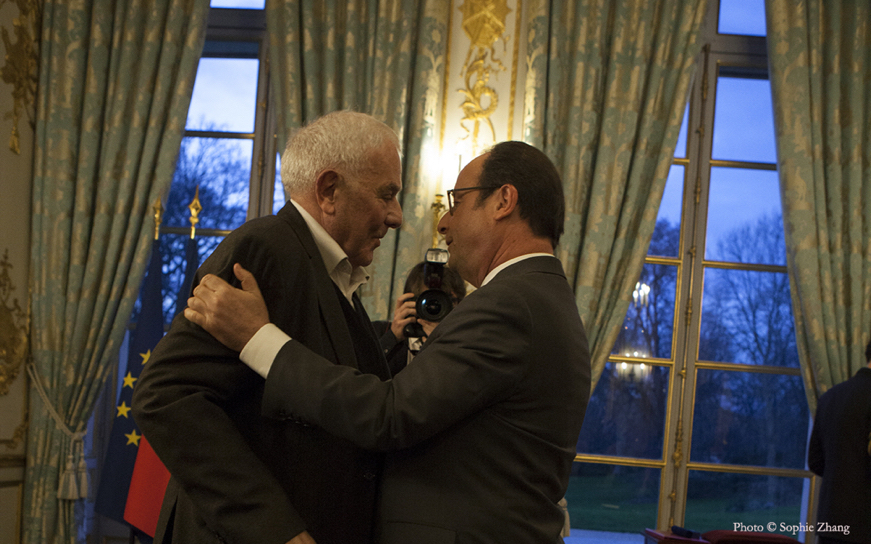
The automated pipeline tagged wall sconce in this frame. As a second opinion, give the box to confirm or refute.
[431,194,446,248]
[425,141,471,248]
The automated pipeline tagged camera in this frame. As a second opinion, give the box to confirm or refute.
[403,248,453,338]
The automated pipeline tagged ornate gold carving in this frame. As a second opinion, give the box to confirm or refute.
[457,0,511,153]
[507,0,521,140]
[0,248,28,395]
[3,417,27,450]
[0,0,40,154]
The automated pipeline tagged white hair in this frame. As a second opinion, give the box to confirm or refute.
[281,111,401,197]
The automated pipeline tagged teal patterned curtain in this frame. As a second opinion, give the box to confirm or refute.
[24,0,208,542]
[766,0,871,411]
[266,0,450,318]
[523,0,707,388]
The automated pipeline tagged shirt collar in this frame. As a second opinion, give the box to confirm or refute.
[481,253,554,287]
[291,199,370,298]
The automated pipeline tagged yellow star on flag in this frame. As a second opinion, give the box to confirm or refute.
[122,372,137,389]
[125,429,141,446]
[116,401,132,418]
[140,349,152,365]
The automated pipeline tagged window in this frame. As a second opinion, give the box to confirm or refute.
[565,2,812,541]
[159,7,276,321]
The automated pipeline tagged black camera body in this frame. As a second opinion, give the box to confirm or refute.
[403,248,453,338]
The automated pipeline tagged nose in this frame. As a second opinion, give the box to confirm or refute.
[387,198,402,229]
[437,210,449,234]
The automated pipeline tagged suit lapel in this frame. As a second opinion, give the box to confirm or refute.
[278,204,358,369]
[352,293,392,379]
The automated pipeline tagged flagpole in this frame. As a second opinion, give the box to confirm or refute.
[152,198,163,240]
[96,197,171,540]
[174,188,203,319]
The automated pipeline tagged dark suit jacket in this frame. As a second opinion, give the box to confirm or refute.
[808,366,871,544]
[373,320,413,376]
[132,203,390,544]
[260,256,592,544]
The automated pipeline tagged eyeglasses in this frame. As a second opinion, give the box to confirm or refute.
[446,186,489,215]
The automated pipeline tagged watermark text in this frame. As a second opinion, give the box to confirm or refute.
[732,522,850,536]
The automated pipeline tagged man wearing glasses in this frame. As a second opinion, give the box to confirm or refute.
[186,141,592,544]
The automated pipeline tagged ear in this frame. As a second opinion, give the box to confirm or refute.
[315,170,342,215]
[492,184,519,220]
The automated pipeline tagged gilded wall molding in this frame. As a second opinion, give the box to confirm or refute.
[0,0,40,154]
[457,0,511,154]
[0,249,28,396]
[1,418,26,450]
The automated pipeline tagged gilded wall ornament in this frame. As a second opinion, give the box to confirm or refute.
[458,0,511,152]
[3,417,26,449]
[0,248,28,395]
[1,0,40,154]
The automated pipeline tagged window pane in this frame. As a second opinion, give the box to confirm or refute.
[186,58,260,132]
[674,103,689,158]
[166,137,252,231]
[160,232,195,323]
[577,362,668,460]
[691,369,808,468]
[612,264,677,360]
[685,471,808,535]
[159,234,222,323]
[565,463,658,538]
[712,77,775,163]
[650,165,683,258]
[718,0,767,37]
[699,268,797,367]
[705,167,784,265]
[210,0,265,8]
[273,153,285,214]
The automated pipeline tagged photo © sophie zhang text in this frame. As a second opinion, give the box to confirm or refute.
[733,522,850,536]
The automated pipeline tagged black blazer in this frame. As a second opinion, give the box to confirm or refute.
[132,203,390,544]
[808,366,871,544]
[259,256,592,544]
[373,320,413,376]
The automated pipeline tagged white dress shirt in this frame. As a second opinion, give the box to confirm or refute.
[239,200,368,378]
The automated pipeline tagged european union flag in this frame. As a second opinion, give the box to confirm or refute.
[95,238,170,541]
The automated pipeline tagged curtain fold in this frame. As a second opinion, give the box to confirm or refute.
[266,0,450,318]
[24,0,208,542]
[766,0,871,412]
[523,0,707,388]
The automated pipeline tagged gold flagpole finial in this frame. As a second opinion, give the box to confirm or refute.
[188,186,202,239]
[152,199,164,240]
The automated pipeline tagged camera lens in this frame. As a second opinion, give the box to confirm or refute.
[416,289,452,322]
[422,297,443,316]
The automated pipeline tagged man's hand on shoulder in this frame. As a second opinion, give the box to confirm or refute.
[185,263,270,352]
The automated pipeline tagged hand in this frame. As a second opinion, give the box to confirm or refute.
[184,263,269,352]
[390,292,417,341]
[286,531,316,544]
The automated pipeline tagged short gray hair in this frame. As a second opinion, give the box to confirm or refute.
[281,111,401,197]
